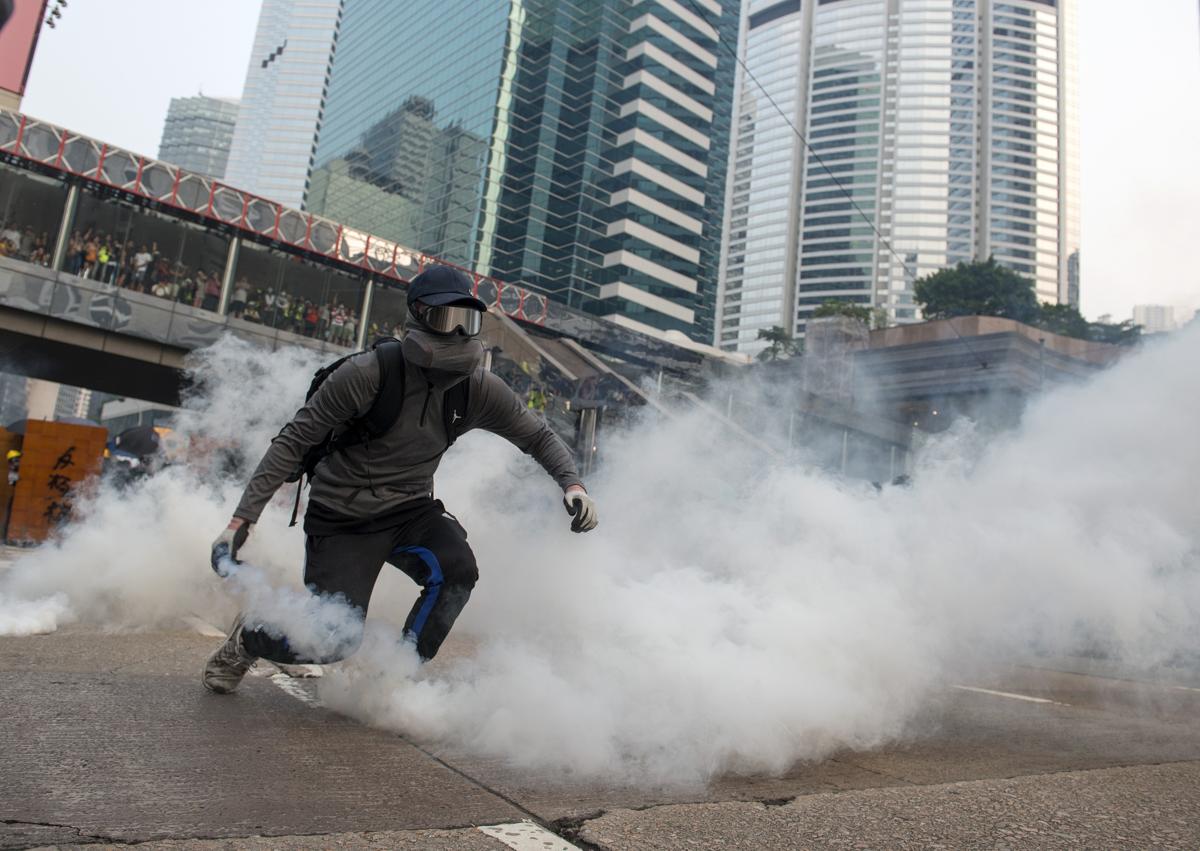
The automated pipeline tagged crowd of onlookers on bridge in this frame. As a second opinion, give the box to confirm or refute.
[65,230,226,311]
[0,220,53,266]
[226,279,366,345]
[0,217,408,345]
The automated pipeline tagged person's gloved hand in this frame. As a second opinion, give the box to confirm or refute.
[211,518,250,577]
[563,485,597,533]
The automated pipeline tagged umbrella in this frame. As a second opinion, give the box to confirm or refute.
[113,425,162,458]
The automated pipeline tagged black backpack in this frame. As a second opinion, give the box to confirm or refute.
[284,337,470,525]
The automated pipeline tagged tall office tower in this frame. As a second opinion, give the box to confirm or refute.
[307,0,739,343]
[224,0,343,208]
[156,95,240,179]
[0,372,27,425]
[717,0,1079,354]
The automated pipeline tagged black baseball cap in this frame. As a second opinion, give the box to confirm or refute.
[406,265,487,311]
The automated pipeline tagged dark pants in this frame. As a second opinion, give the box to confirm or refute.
[241,501,478,664]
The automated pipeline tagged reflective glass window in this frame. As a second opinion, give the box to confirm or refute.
[71,186,229,313]
[0,162,67,267]
[231,240,365,346]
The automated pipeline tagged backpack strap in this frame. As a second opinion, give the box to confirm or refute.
[324,338,406,455]
[289,482,303,527]
[289,339,407,527]
[361,338,406,437]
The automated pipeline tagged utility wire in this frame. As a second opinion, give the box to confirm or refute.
[681,0,993,370]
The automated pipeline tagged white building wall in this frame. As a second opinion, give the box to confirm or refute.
[719,0,807,355]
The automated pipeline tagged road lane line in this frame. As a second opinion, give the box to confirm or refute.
[269,672,319,705]
[1020,661,1200,693]
[952,685,1070,706]
[183,616,226,638]
[478,820,581,851]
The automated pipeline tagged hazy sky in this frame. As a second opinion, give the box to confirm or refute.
[17,0,1200,323]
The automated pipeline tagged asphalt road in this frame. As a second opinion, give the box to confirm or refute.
[1,604,1198,848]
[2,624,1200,849]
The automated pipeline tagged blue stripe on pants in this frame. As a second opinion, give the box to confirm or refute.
[393,545,443,640]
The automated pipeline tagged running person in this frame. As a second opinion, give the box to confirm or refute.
[203,265,597,693]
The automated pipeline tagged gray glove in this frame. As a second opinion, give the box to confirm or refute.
[563,488,597,533]
[211,521,250,577]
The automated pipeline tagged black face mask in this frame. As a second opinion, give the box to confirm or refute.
[402,326,484,389]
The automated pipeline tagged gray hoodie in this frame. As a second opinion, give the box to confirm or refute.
[234,342,581,524]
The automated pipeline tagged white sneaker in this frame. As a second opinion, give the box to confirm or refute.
[202,615,257,694]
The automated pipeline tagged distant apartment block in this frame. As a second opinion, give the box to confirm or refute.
[1132,304,1177,335]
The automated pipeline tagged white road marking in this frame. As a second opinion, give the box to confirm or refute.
[267,661,324,678]
[1172,684,1200,694]
[269,672,320,705]
[478,820,580,851]
[265,677,577,851]
[182,616,226,638]
[952,685,1070,706]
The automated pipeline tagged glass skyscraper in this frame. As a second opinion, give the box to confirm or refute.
[225,0,344,208]
[156,95,240,180]
[306,0,739,343]
[718,0,1079,355]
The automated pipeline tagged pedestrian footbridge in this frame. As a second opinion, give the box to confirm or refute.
[0,109,718,408]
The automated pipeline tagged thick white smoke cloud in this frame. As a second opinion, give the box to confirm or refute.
[1,328,1197,788]
[0,591,70,635]
[0,337,320,634]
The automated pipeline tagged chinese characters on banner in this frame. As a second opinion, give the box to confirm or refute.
[6,420,105,543]
[44,445,76,525]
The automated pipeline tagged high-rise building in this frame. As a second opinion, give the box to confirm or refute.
[717,0,1079,354]
[25,381,102,423]
[305,94,486,264]
[306,0,739,343]
[52,385,92,421]
[1132,304,1177,335]
[0,372,27,425]
[224,0,343,208]
[156,95,240,179]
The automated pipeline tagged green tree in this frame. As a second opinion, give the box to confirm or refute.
[915,258,1141,347]
[1088,318,1141,346]
[756,326,801,362]
[812,299,872,323]
[914,257,1039,323]
[1036,302,1091,339]
[1036,303,1141,346]
[810,300,889,329]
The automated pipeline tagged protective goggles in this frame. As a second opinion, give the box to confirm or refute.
[414,302,484,336]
